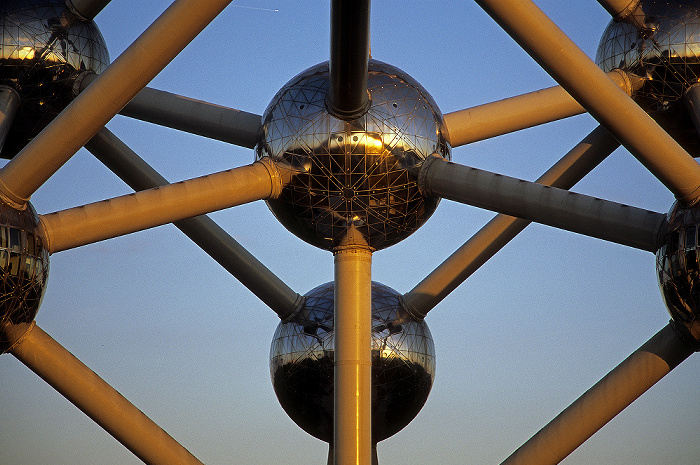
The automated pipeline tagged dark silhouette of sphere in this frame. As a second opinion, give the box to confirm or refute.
[256,59,450,251]
[656,201,700,347]
[0,0,110,158]
[0,201,50,353]
[595,0,700,155]
[269,281,435,443]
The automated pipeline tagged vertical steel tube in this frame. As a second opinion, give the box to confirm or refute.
[684,84,700,138]
[500,324,694,465]
[327,0,371,119]
[0,0,234,208]
[85,128,302,319]
[334,244,372,465]
[10,324,204,465]
[0,86,20,154]
[403,126,619,317]
[475,0,700,205]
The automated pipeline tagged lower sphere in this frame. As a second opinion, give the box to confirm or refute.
[269,281,435,443]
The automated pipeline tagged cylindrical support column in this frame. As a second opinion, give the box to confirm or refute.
[327,0,371,120]
[0,86,20,154]
[39,159,284,253]
[420,156,666,252]
[475,0,700,205]
[9,323,204,465]
[403,126,619,317]
[333,244,372,465]
[65,0,111,20]
[500,324,694,465]
[684,84,700,138]
[444,70,641,147]
[78,74,261,148]
[85,128,302,319]
[0,0,234,208]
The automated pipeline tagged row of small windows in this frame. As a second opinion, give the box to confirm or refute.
[658,225,699,278]
[0,227,46,256]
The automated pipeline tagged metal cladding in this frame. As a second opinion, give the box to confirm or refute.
[0,201,49,353]
[269,281,435,443]
[656,202,700,348]
[595,0,700,155]
[256,59,450,251]
[0,0,109,158]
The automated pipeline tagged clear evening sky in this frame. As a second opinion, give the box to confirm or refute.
[1,1,699,464]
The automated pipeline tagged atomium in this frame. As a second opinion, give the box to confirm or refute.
[270,281,435,444]
[256,59,450,251]
[0,0,109,158]
[596,0,700,155]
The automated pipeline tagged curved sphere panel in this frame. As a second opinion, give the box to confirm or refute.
[0,201,49,353]
[269,281,435,443]
[656,202,700,347]
[0,0,110,158]
[595,0,700,155]
[256,59,450,251]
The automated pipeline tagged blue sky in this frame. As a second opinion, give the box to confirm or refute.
[1,1,699,464]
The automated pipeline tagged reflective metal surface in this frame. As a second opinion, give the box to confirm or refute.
[0,201,49,353]
[0,0,109,158]
[656,201,700,347]
[270,281,435,443]
[256,59,450,251]
[595,0,700,155]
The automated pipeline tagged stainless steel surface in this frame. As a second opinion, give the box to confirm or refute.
[270,281,435,444]
[256,59,450,251]
[656,201,700,346]
[0,85,20,152]
[0,0,109,158]
[0,201,49,353]
[596,0,700,155]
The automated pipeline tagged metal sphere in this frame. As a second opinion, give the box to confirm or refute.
[656,201,700,347]
[256,59,450,251]
[0,0,110,158]
[595,0,700,155]
[0,201,50,353]
[269,281,435,443]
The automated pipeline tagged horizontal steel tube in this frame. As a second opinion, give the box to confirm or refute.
[0,0,234,207]
[475,0,700,204]
[501,324,694,465]
[405,127,619,317]
[39,160,282,253]
[9,323,204,465]
[443,70,640,147]
[420,157,666,252]
[79,74,261,148]
[85,128,301,319]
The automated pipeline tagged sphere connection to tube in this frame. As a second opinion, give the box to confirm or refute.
[0,0,110,158]
[595,0,700,155]
[256,59,450,251]
[656,202,700,347]
[0,201,49,353]
[269,281,435,443]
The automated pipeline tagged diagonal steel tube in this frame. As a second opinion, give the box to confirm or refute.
[38,158,286,253]
[597,0,646,29]
[85,128,301,319]
[444,70,641,147]
[419,156,666,252]
[64,0,112,20]
[0,86,20,154]
[475,0,700,204]
[8,323,205,465]
[327,0,371,119]
[500,323,694,465]
[0,0,234,208]
[403,126,619,317]
[78,74,261,148]
[684,84,700,138]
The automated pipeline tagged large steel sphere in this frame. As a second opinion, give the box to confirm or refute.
[0,0,110,158]
[656,201,700,347]
[269,281,435,443]
[256,59,450,251]
[595,0,700,155]
[0,201,50,353]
